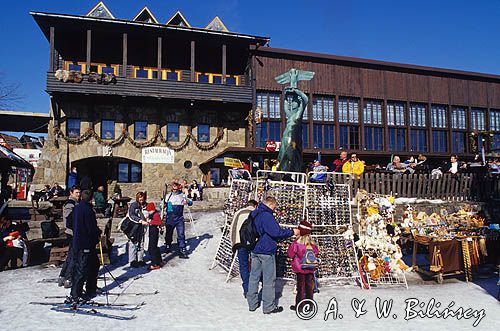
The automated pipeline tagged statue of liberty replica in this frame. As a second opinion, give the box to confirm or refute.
[275,68,315,172]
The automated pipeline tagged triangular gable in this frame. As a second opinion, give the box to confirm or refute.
[205,16,228,32]
[86,1,115,19]
[165,11,191,27]
[132,6,158,24]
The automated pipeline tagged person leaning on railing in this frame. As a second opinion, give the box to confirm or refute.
[342,153,365,177]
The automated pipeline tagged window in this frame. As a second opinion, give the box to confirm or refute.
[312,96,334,121]
[387,102,406,126]
[213,75,222,84]
[118,162,142,183]
[302,123,309,149]
[451,107,467,129]
[101,120,115,140]
[338,97,359,123]
[339,126,359,150]
[167,123,180,142]
[410,104,426,127]
[256,92,281,147]
[101,66,115,74]
[471,108,485,130]
[197,74,209,83]
[67,119,80,138]
[364,127,383,150]
[432,131,448,152]
[136,68,148,78]
[134,121,147,140]
[431,105,448,128]
[198,124,210,142]
[492,134,500,152]
[410,129,427,152]
[313,124,334,149]
[226,76,237,85]
[167,71,179,81]
[452,132,466,153]
[69,63,82,71]
[490,110,500,131]
[363,100,382,125]
[388,128,406,151]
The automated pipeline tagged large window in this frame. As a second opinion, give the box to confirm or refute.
[167,123,180,142]
[313,124,334,149]
[364,127,383,151]
[490,110,500,131]
[312,96,334,149]
[432,131,448,152]
[364,100,382,125]
[410,129,427,152]
[118,162,142,183]
[410,103,426,127]
[388,128,406,151]
[256,92,281,148]
[198,124,210,142]
[431,105,448,128]
[338,97,359,123]
[101,120,115,140]
[67,118,81,138]
[302,123,309,149]
[471,108,485,130]
[451,107,467,129]
[452,132,466,153]
[339,126,359,150]
[134,121,147,140]
[387,102,406,126]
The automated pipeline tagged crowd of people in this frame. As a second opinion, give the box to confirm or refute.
[308,150,500,182]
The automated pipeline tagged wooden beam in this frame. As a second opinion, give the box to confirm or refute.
[157,36,162,80]
[122,33,128,77]
[190,40,196,82]
[49,27,55,72]
[222,44,227,84]
[86,29,92,74]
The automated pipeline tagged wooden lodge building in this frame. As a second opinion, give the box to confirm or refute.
[31,2,500,197]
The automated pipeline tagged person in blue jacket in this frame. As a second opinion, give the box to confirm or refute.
[67,167,78,194]
[247,196,300,314]
[69,190,101,304]
[163,181,192,259]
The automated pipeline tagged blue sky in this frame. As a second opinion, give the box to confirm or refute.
[1,0,500,118]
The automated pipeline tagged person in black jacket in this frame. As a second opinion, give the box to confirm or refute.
[58,185,81,288]
[128,191,148,268]
[69,190,101,304]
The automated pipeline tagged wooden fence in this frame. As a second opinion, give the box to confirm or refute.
[327,173,500,201]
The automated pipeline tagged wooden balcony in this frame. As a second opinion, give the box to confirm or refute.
[46,72,253,104]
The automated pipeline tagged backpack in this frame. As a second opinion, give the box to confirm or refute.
[239,214,259,251]
[300,244,319,270]
[41,220,60,239]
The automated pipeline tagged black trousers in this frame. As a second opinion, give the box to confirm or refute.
[59,234,75,280]
[71,248,99,299]
[0,246,23,272]
[295,273,314,306]
[148,226,162,266]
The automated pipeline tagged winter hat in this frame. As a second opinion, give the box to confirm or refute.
[298,220,312,236]
[146,202,157,212]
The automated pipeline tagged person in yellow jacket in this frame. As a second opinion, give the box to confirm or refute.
[342,153,365,177]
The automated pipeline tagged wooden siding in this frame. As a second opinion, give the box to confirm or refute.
[47,73,253,103]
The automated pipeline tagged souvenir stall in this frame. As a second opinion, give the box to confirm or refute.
[401,204,500,284]
[355,190,410,289]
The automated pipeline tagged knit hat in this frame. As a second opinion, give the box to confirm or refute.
[298,220,312,236]
[146,202,157,212]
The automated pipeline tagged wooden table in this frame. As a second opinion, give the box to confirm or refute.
[112,197,131,218]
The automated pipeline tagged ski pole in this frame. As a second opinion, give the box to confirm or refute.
[98,240,109,306]
[186,206,198,238]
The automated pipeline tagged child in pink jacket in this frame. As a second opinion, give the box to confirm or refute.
[287,219,319,311]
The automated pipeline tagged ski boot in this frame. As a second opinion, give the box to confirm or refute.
[179,249,189,259]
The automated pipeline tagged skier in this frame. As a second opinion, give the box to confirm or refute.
[163,181,192,259]
[58,185,81,288]
[69,190,101,304]
[146,202,163,270]
[128,192,148,268]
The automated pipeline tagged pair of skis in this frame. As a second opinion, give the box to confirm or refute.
[29,301,144,320]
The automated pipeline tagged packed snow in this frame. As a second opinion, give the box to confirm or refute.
[0,210,498,330]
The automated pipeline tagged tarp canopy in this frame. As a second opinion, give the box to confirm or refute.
[0,144,34,171]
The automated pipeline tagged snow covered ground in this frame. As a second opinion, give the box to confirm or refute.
[0,210,499,331]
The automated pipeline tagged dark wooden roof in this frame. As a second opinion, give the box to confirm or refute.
[0,111,49,133]
[254,46,500,82]
[30,11,269,46]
